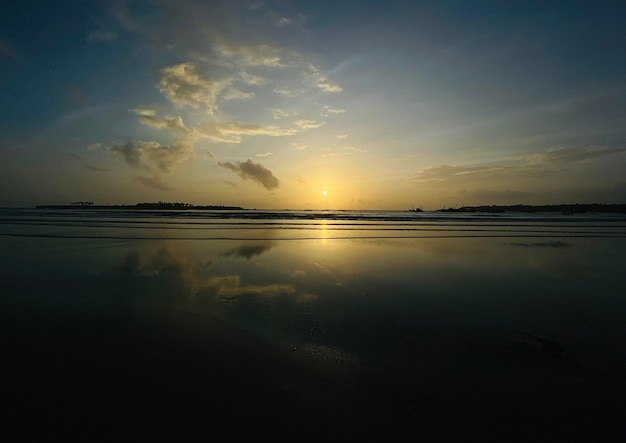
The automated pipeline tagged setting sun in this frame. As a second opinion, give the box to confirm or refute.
[322,190,327,196]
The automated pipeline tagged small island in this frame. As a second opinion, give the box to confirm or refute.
[35,201,245,210]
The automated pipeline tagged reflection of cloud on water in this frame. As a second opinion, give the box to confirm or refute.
[118,247,194,279]
[218,242,274,260]
[206,275,294,298]
[117,245,198,295]
[200,275,316,303]
[115,243,315,304]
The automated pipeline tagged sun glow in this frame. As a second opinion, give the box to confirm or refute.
[322,190,327,196]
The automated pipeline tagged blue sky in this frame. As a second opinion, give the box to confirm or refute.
[1,0,624,209]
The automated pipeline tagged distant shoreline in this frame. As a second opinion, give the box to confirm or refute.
[29,202,626,213]
[436,203,626,214]
[35,203,245,211]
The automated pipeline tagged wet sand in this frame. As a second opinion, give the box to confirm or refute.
[1,210,626,440]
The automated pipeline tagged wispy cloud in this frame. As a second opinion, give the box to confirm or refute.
[323,105,346,116]
[410,147,626,186]
[239,71,266,85]
[256,152,274,157]
[529,146,625,165]
[134,108,189,133]
[200,122,297,143]
[294,119,324,130]
[343,146,367,153]
[271,108,290,119]
[218,159,280,190]
[214,40,284,68]
[305,64,342,93]
[273,88,299,97]
[274,17,292,26]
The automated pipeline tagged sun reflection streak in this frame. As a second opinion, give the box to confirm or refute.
[320,219,329,244]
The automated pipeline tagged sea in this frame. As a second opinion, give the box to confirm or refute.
[1,208,626,440]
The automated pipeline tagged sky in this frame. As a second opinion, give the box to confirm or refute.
[1,0,625,210]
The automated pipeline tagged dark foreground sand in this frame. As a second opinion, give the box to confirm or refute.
[3,306,625,442]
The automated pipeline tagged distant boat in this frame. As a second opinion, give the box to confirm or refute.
[408,206,423,212]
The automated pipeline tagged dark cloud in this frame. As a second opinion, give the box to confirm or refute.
[108,133,197,172]
[218,159,280,190]
[86,165,111,172]
[109,141,144,169]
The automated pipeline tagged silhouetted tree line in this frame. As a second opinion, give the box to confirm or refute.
[36,201,244,210]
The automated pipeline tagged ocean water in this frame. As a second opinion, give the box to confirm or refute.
[1,209,626,440]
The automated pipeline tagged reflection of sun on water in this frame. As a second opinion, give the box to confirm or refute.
[320,219,329,244]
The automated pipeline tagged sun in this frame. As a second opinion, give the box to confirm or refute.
[322,190,327,196]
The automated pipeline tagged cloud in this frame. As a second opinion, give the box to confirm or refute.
[409,147,626,201]
[343,146,367,153]
[239,71,266,85]
[410,164,516,183]
[135,175,171,191]
[158,62,230,113]
[256,152,273,157]
[323,105,346,115]
[271,108,290,119]
[529,146,626,165]
[200,122,296,143]
[218,159,280,190]
[273,88,299,97]
[294,119,324,130]
[274,17,292,26]
[292,143,306,150]
[222,88,255,100]
[213,40,284,68]
[86,165,111,172]
[134,108,189,133]
[335,134,348,141]
[306,64,342,93]
[109,131,198,172]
